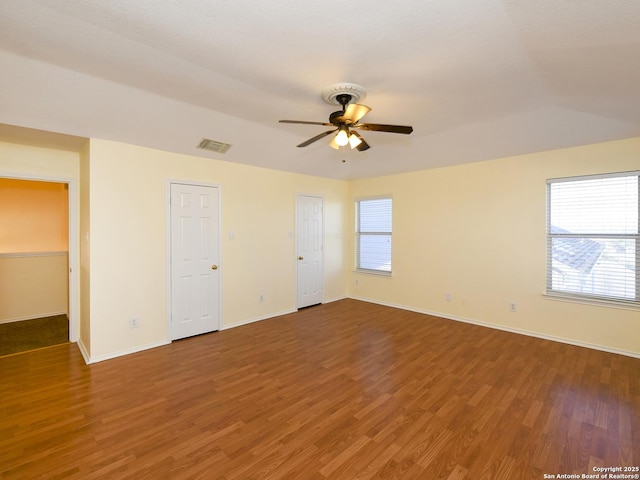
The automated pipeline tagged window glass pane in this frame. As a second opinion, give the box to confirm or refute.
[550,176,638,235]
[356,197,392,273]
[358,235,392,272]
[551,238,636,300]
[359,199,392,232]
[548,172,639,303]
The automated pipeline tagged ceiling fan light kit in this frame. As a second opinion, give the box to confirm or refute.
[335,128,349,146]
[279,83,413,152]
[349,132,362,148]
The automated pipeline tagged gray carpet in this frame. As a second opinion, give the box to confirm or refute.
[0,315,69,356]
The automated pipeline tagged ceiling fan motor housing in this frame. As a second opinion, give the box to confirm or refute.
[329,110,347,124]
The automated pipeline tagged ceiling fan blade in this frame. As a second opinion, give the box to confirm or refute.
[354,123,413,134]
[350,131,370,151]
[280,120,333,126]
[297,129,336,148]
[342,104,371,124]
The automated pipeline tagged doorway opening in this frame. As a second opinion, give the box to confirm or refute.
[0,177,76,355]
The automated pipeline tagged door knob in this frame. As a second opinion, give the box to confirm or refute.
[211,265,218,270]
[298,256,303,260]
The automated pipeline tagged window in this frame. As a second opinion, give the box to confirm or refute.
[356,197,392,274]
[547,171,639,305]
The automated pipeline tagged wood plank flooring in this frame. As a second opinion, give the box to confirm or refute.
[1,299,638,479]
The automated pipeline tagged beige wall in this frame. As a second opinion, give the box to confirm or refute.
[0,176,70,323]
[0,178,68,253]
[86,139,348,359]
[0,253,68,322]
[2,133,638,361]
[348,137,640,356]
[0,141,80,180]
[0,140,80,333]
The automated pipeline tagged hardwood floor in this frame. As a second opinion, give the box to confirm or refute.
[1,299,638,479]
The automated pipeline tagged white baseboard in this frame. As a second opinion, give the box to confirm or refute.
[322,295,348,304]
[77,296,638,364]
[349,295,640,360]
[221,308,298,331]
[80,308,298,363]
[219,297,347,332]
[76,338,90,364]
[83,340,171,364]
[0,311,68,325]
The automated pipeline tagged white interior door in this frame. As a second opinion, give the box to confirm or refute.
[297,195,323,308]
[170,183,220,340]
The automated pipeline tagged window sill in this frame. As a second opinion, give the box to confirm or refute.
[354,269,392,278]
[543,292,640,311]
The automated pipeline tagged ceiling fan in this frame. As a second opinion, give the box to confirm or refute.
[279,84,413,151]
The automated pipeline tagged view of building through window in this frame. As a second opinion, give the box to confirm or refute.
[548,173,638,302]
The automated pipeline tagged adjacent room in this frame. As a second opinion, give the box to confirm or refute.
[0,177,70,355]
[0,2,638,479]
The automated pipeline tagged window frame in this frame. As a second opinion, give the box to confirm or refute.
[546,170,640,307]
[355,196,393,276]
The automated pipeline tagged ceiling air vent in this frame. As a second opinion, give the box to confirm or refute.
[197,138,232,154]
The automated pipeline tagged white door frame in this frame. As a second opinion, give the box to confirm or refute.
[295,193,325,308]
[0,173,79,342]
[166,180,222,341]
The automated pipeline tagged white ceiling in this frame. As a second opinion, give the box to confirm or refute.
[1,0,639,180]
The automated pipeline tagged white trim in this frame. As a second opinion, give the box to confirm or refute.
[76,338,90,364]
[0,173,79,344]
[0,251,67,258]
[543,292,640,311]
[218,298,349,331]
[547,169,640,184]
[220,309,297,331]
[166,180,223,343]
[166,182,171,342]
[84,340,171,364]
[546,171,640,305]
[165,181,172,343]
[322,295,348,304]
[353,269,392,277]
[349,295,640,360]
[67,179,79,343]
[355,196,393,275]
[353,193,395,202]
[0,312,67,325]
[190,297,345,332]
